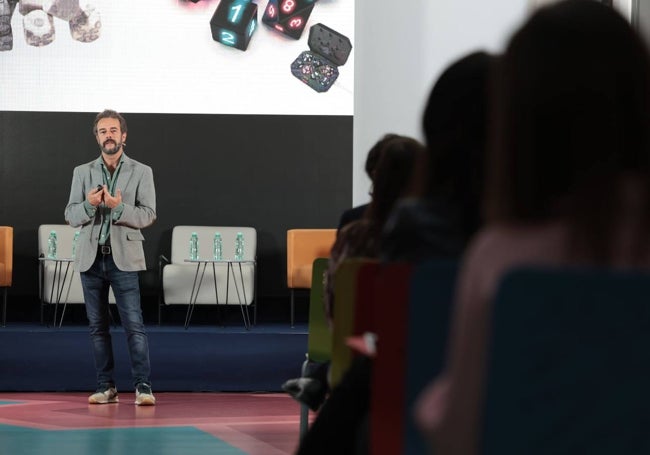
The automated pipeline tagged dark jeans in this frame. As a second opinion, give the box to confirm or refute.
[80,252,151,389]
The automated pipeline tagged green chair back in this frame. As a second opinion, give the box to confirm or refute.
[330,258,375,388]
[307,257,332,363]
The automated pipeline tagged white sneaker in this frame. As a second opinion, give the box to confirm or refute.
[88,385,119,404]
[135,383,156,406]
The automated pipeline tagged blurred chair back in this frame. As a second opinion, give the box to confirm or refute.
[0,226,13,327]
[329,258,375,388]
[482,267,650,454]
[287,229,336,327]
[352,261,381,337]
[369,262,414,455]
[299,257,332,438]
[403,260,458,455]
[307,258,332,363]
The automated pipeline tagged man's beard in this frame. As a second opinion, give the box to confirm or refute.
[101,139,122,155]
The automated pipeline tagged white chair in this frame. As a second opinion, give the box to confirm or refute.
[38,224,115,327]
[160,226,257,328]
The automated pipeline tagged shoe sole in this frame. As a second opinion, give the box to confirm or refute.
[135,397,156,406]
[88,397,119,404]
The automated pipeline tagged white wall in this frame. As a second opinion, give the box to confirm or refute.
[352,0,530,206]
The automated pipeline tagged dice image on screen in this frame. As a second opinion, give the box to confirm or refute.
[262,0,315,40]
[290,23,352,93]
[210,0,258,51]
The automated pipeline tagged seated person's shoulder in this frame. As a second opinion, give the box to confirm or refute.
[465,224,514,257]
[338,204,369,230]
[462,222,569,288]
[334,218,378,260]
[339,218,375,243]
[381,198,465,262]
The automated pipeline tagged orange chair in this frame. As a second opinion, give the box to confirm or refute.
[0,226,13,327]
[287,229,337,327]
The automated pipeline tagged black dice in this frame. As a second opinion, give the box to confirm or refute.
[210,0,258,51]
[261,0,315,40]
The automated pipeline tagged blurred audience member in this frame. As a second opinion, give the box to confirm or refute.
[326,134,425,324]
[296,48,495,454]
[337,134,399,230]
[382,51,494,261]
[415,2,650,454]
[294,134,425,455]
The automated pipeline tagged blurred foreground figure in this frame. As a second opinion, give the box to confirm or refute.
[415,1,650,454]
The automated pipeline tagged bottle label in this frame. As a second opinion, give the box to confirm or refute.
[48,231,57,259]
[190,233,199,260]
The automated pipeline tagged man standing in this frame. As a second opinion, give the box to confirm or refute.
[65,109,156,406]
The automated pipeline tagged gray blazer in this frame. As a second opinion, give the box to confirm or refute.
[64,154,156,272]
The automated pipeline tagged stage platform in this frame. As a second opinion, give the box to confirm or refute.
[0,323,308,393]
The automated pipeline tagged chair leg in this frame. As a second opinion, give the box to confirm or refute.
[1,287,6,327]
[299,402,309,439]
[253,263,258,326]
[299,356,310,438]
[291,289,295,328]
[158,292,163,326]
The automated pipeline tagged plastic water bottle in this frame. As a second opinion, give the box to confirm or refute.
[72,231,80,258]
[189,232,199,260]
[213,232,223,260]
[234,232,244,260]
[47,230,58,259]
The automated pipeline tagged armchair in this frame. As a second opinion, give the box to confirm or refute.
[160,226,257,328]
[38,224,115,326]
[0,226,13,327]
[286,229,337,327]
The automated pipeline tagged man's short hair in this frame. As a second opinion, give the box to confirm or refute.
[93,109,127,135]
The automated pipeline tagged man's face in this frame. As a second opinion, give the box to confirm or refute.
[95,117,126,156]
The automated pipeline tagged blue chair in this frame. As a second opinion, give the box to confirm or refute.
[482,267,650,454]
[403,260,458,455]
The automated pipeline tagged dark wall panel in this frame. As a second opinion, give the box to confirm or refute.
[0,111,352,307]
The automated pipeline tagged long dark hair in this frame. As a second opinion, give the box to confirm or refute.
[335,135,424,260]
[422,51,494,240]
[487,0,650,264]
[365,135,425,228]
